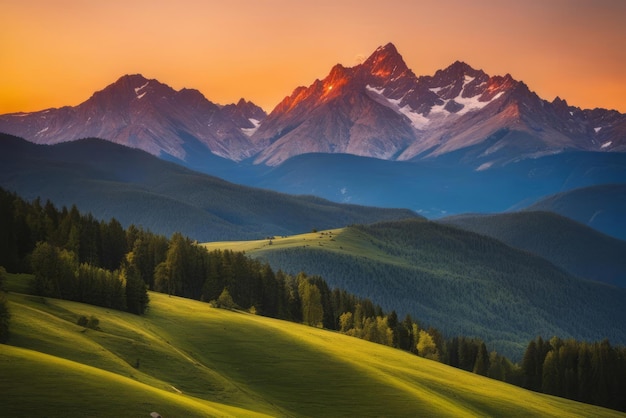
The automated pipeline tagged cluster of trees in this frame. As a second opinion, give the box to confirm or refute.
[0,189,128,273]
[522,336,626,411]
[0,188,147,314]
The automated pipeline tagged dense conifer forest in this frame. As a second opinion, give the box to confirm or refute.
[1,187,624,412]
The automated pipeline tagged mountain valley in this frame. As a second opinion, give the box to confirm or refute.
[2,41,626,416]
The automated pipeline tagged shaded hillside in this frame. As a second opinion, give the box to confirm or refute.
[440,211,626,288]
[0,134,418,241]
[3,291,623,417]
[247,151,626,218]
[229,220,626,359]
[523,184,626,241]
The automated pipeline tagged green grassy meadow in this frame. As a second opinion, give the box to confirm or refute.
[2,273,624,417]
[203,227,397,265]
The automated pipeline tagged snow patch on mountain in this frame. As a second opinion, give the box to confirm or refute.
[366,85,429,129]
[455,91,504,115]
[242,118,261,136]
[397,104,430,129]
[134,81,150,99]
[134,81,149,95]
[430,75,503,116]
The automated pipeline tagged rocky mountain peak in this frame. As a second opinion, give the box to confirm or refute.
[362,42,410,80]
[222,99,267,132]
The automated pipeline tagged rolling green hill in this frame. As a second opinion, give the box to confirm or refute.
[0,134,418,241]
[2,284,624,417]
[439,211,626,288]
[203,219,626,360]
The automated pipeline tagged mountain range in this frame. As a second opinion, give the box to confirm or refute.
[2,43,625,170]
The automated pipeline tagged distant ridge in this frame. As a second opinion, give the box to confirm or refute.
[523,184,626,241]
[440,211,626,287]
[0,134,419,241]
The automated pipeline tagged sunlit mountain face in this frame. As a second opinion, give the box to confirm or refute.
[249,42,625,167]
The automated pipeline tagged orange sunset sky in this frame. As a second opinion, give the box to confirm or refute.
[2,0,625,114]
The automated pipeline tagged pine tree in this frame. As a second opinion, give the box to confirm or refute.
[387,310,399,348]
[542,350,559,395]
[473,342,490,376]
[577,343,592,403]
[522,340,539,390]
[122,254,149,315]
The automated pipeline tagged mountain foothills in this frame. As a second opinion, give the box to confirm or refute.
[0,133,417,242]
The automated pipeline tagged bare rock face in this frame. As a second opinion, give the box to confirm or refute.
[0,74,264,162]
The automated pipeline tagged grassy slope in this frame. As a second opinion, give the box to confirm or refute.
[204,228,391,264]
[2,277,623,417]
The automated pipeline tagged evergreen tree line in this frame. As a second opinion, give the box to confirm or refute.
[0,188,148,314]
[521,336,626,411]
[1,188,625,412]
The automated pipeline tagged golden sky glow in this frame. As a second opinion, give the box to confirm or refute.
[2,0,625,113]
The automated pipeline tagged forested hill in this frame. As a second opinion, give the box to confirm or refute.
[0,134,419,241]
[241,219,626,359]
[440,211,626,288]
